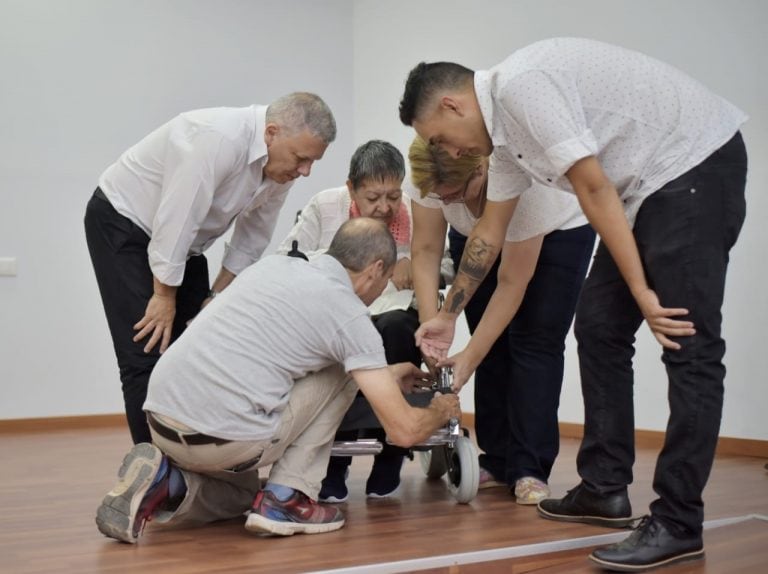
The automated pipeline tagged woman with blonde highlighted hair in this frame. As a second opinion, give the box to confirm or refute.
[407,136,595,504]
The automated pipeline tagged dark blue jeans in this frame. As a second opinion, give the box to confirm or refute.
[449,223,595,484]
[574,132,747,536]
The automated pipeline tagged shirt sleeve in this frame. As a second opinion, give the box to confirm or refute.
[148,130,239,286]
[496,69,598,176]
[222,185,291,275]
[332,314,387,372]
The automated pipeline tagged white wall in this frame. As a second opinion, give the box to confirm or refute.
[0,0,355,418]
[352,0,768,440]
[2,1,766,442]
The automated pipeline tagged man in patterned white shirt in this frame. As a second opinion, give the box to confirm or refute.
[398,38,747,571]
[85,92,336,446]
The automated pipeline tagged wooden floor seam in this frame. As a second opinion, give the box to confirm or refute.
[306,514,764,574]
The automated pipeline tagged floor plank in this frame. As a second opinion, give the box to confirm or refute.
[0,427,766,573]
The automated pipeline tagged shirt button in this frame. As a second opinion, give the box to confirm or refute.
[690,188,696,193]
[517,153,523,159]
[547,178,552,182]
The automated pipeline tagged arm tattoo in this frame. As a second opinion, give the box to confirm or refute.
[448,290,465,314]
[446,237,496,314]
[459,237,494,282]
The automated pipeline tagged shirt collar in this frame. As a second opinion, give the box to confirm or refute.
[474,70,507,147]
[248,105,269,165]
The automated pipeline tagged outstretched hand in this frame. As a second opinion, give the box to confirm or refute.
[415,313,456,361]
[634,288,695,350]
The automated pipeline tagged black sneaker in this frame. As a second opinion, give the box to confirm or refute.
[319,456,351,503]
[537,482,635,528]
[589,515,704,571]
[365,454,404,498]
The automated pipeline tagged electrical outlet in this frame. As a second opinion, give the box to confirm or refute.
[0,257,18,276]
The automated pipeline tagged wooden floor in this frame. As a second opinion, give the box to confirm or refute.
[1,426,766,573]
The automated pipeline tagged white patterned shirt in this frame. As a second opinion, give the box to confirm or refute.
[407,181,586,242]
[476,37,747,225]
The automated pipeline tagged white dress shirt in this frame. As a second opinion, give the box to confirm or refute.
[476,37,748,225]
[99,105,292,286]
[407,181,586,242]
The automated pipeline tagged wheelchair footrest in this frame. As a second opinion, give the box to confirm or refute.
[330,439,383,456]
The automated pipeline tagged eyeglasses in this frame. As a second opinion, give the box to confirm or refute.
[426,177,471,204]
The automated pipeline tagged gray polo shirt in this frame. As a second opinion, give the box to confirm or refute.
[144,254,387,441]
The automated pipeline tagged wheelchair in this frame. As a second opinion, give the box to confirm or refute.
[286,236,479,503]
[330,365,480,504]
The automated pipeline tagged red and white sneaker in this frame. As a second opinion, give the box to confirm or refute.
[245,489,345,536]
[95,443,169,543]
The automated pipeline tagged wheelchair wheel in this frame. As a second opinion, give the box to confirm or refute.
[446,436,479,504]
[418,445,449,479]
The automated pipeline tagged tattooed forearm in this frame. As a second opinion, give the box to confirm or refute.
[448,290,465,314]
[444,237,498,315]
[459,237,494,282]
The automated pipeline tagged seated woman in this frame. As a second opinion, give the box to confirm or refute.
[408,137,596,505]
[278,139,448,501]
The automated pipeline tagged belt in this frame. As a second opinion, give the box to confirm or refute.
[147,413,231,446]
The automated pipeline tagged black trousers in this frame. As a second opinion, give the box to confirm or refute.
[449,223,595,484]
[84,189,210,444]
[574,132,747,536]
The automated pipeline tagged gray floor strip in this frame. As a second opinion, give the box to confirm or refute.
[308,514,759,574]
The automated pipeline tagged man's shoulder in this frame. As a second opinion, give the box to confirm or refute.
[176,105,260,142]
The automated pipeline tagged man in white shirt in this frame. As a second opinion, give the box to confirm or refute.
[398,38,747,571]
[95,218,461,542]
[85,92,336,445]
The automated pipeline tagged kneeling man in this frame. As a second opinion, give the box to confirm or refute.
[96,217,460,542]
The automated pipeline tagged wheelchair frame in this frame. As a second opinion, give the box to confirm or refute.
[330,366,480,504]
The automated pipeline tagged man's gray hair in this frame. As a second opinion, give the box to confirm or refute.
[348,140,406,189]
[327,218,397,272]
[266,92,337,143]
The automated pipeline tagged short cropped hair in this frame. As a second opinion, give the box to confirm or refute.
[266,92,337,143]
[348,140,405,189]
[408,136,484,198]
[327,218,397,273]
[399,62,474,126]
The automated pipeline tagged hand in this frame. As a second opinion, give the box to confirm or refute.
[634,288,695,350]
[133,293,176,353]
[389,362,433,394]
[415,313,456,361]
[421,354,440,378]
[391,258,412,290]
[437,349,480,393]
[429,391,461,423]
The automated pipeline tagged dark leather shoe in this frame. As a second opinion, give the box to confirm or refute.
[589,516,703,571]
[537,482,634,528]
